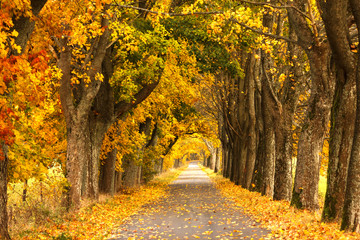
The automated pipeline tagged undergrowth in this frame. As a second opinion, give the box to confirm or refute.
[13,167,184,240]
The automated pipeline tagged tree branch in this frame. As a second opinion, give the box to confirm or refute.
[239,0,310,20]
[114,81,159,119]
[230,18,297,43]
[115,3,297,44]
[114,4,222,16]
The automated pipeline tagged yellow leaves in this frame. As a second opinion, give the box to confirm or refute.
[12,169,181,239]
[202,230,213,235]
[95,72,104,82]
[209,173,360,240]
[278,73,286,84]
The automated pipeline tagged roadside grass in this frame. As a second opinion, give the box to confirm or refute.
[202,167,360,240]
[13,167,185,240]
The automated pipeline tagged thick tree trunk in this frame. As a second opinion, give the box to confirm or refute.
[114,170,123,193]
[0,144,11,240]
[230,137,241,184]
[65,118,90,209]
[274,26,304,201]
[288,0,334,210]
[259,50,277,198]
[100,148,117,195]
[341,57,360,232]
[318,0,357,223]
[323,79,355,221]
[85,129,104,199]
[260,82,276,197]
[122,158,141,188]
[341,0,360,232]
[58,12,110,209]
[242,53,257,189]
[291,47,334,210]
[251,86,264,192]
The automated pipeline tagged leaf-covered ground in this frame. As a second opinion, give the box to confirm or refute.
[14,168,183,240]
[108,161,271,240]
[203,168,360,240]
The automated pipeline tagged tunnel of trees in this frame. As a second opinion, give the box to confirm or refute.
[1,0,360,238]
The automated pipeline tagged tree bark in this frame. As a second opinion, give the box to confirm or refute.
[214,148,221,173]
[203,138,216,170]
[85,53,115,198]
[122,157,141,188]
[288,0,335,210]
[274,25,305,201]
[0,144,11,240]
[341,0,360,232]
[100,148,117,196]
[291,46,334,210]
[256,12,278,198]
[242,53,258,189]
[260,71,276,197]
[341,53,360,233]
[58,8,110,209]
[318,0,357,222]
[11,0,48,55]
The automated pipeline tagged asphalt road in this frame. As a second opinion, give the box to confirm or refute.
[109,161,271,239]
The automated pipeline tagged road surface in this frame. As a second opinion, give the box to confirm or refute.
[109,161,271,239]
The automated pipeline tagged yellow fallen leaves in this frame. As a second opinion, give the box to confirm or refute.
[15,168,184,239]
[204,168,360,240]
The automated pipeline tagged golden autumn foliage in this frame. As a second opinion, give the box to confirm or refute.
[203,168,360,240]
[11,167,184,239]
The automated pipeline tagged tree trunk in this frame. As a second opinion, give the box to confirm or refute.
[259,50,277,198]
[202,138,216,170]
[288,0,335,210]
[230,137,240,184]
[154,158,163,174]
[58,12,110,209]
[318,0,357,223]
[0,144,11,240]
[341,55,360,232]
[323,78,355,221]
[114,170,123,193]
[341,0,360,232]
[250,79,264,192]
[291,46,334,210]
[274,25,305,201]
[260,81,276,197]
[65,118,91,209]
[214,148,221,173]
[100,148,117,196]
[122,158,141,188]
[242,53,258,189]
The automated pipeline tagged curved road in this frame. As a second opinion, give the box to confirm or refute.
[109,161,271,239]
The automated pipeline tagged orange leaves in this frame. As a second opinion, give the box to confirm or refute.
[208,172,360,240]
[15,169,182,239]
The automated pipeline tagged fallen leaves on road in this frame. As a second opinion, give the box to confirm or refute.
[15,168,183,239]
[203,168,360,240]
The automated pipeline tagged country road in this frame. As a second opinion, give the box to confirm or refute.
[109,162,271,239]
